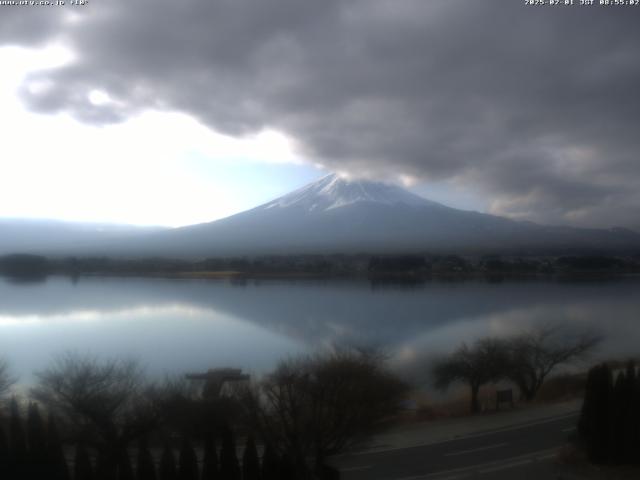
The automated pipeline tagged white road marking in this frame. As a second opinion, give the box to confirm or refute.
[444,442,508,457]
[341,465,373,472]
[341,411,578,457]
[478,452,555,474]
[389,447,559,480]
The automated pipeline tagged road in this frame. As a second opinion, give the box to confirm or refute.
[333,412,579,480]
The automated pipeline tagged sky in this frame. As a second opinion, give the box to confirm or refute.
[0,0,639,229]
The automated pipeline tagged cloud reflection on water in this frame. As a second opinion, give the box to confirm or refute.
[0,276,638,385]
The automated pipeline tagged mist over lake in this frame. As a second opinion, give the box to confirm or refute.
[1,275,639,384]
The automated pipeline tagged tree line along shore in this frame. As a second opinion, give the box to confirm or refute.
[1,252,640,281]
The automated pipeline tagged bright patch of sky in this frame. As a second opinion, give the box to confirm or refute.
[0,45,485,227]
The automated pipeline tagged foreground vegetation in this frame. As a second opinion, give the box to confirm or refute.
[0,350,407,480]
[431,326,601,413]
[577,361,640,466]
[0,325,614,479]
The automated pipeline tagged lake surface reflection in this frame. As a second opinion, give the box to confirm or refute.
[1,275,639,383]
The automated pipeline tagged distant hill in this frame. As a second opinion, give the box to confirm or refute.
[2,175,639,258]
[0,218,165,256]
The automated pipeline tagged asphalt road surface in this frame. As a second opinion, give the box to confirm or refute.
[333,412,579,480]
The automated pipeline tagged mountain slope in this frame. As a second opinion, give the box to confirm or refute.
[97,174,640,257]
[2,175,638,258]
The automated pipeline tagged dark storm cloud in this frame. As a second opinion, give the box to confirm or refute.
[4,0,640,228]
[0,7,60,45]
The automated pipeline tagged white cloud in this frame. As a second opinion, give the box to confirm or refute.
[0,46,306,226]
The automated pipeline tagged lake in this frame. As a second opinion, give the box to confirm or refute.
[1,275,639,384]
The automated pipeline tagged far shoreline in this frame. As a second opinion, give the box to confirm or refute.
[1,252,640,283]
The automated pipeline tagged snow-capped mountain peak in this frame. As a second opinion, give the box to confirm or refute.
[8,173,637,258]
[260,173,440,213]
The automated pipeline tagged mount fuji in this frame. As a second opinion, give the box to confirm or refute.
[2,174,638,258]
[87,173,639,258]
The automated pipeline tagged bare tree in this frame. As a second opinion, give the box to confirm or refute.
[241,349,408,478]
[506,326,601,401]
[146,373,244,439]
[432,338,509,414]
[31,352,157,473]
[0,358,15,399]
